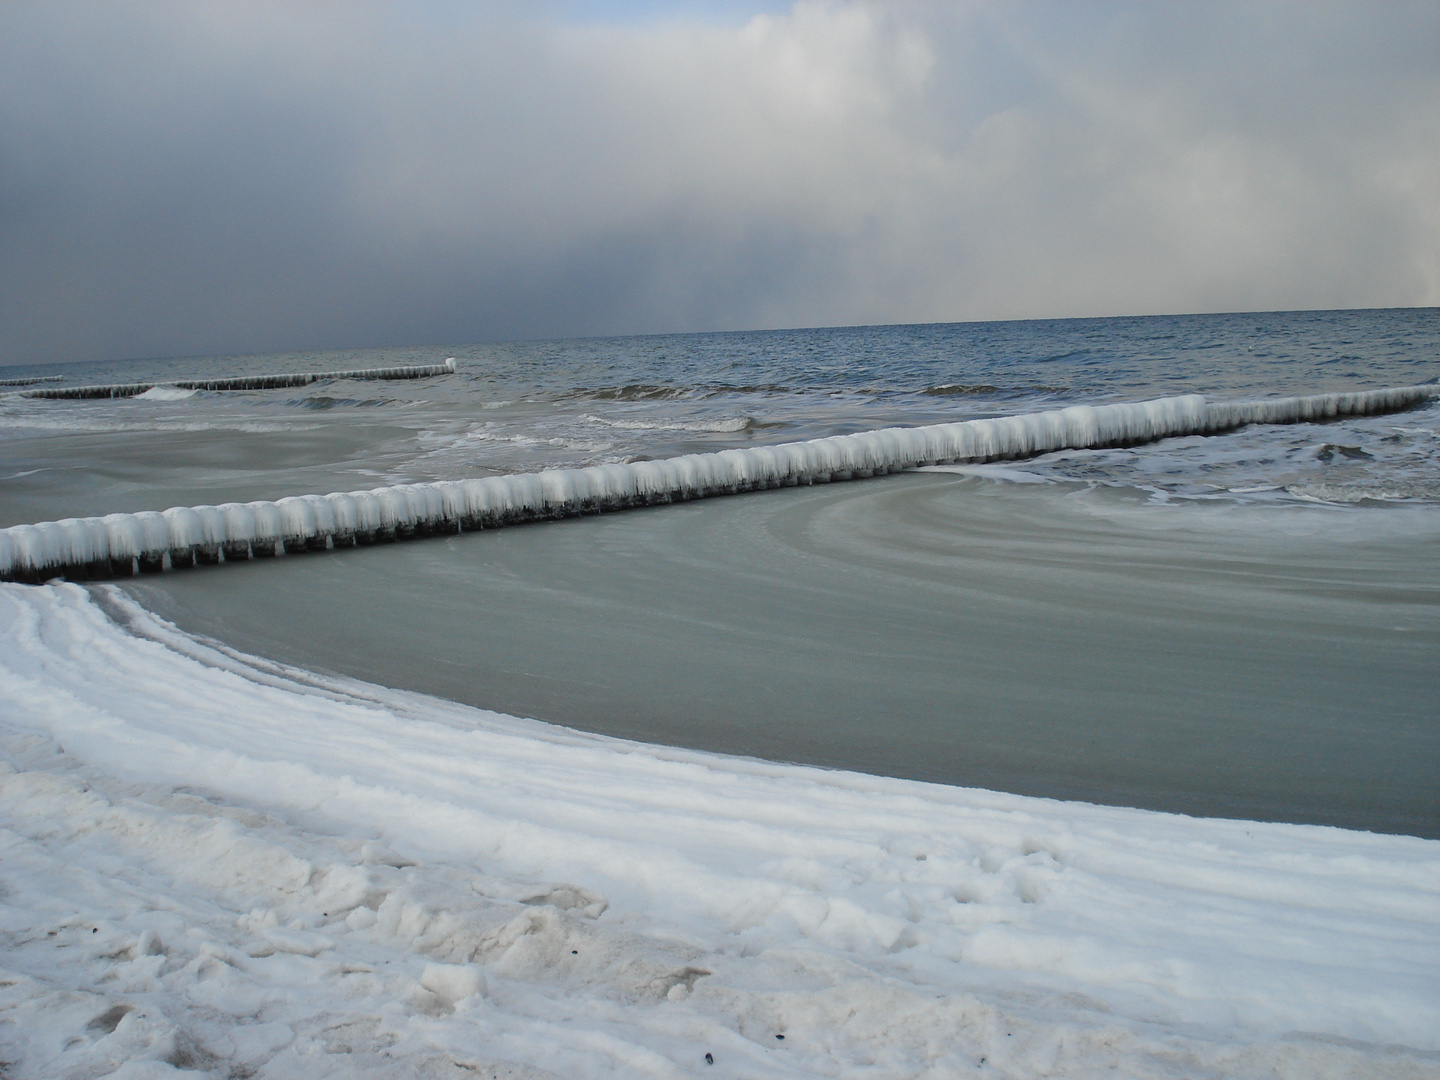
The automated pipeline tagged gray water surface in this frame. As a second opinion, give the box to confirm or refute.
[123,471,1440,838]
[9,310,1438,836]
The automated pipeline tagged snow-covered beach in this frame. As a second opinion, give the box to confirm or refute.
[5,0,1440,1072]
[3,581,1437,1078]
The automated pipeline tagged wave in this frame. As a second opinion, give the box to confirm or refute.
[566,384,691,402]
[17,359,456,400]
[565,382,794,401]
[2,384,1435,582]
[920,383,1001,396]
[706,382,793,395]
[1315,443,1373,461]
[288,395,392,410]
[1286,480,1440,503]
[921,383,1070,397]
[583,414,753,433]
[0,419,323,437]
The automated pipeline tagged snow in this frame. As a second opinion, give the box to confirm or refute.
[1,581,1437,1078]
[4,385,1437,581]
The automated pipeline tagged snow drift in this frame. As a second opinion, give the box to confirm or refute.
[0,581,1437,1078]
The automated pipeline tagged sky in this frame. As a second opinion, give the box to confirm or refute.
[1,1,1437,366]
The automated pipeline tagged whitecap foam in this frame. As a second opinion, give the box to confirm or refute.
[134,385,199,401]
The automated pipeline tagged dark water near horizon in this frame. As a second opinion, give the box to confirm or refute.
[3,308,1438,836]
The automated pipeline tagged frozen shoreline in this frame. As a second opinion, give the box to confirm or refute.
[2,582,1437,1078]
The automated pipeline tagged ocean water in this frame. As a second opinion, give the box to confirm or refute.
[2,308,1437,837]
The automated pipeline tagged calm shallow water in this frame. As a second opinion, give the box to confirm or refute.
[4,309,1438,835]
[123,472,1439,837]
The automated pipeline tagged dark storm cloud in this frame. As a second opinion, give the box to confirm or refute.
[1,1,1436,365]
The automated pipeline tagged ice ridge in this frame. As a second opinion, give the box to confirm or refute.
[16,358,457,400]
[1,384,1435,582]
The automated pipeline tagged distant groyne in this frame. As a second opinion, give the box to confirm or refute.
[2,384,1435,584]
[17,358,457,400]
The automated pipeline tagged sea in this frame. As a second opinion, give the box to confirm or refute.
[2,307,1437,838]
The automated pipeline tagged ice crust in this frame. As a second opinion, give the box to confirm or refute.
[0,581,1437,1078]
[3,384,1435,581]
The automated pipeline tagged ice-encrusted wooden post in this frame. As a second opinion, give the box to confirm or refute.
[1,385,1434,584]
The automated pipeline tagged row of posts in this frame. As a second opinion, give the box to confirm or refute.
[4,465,914,584]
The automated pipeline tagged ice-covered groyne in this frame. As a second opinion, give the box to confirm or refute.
[17,358,457,399]
[0,374,65,387]
[2,384,1435,583]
